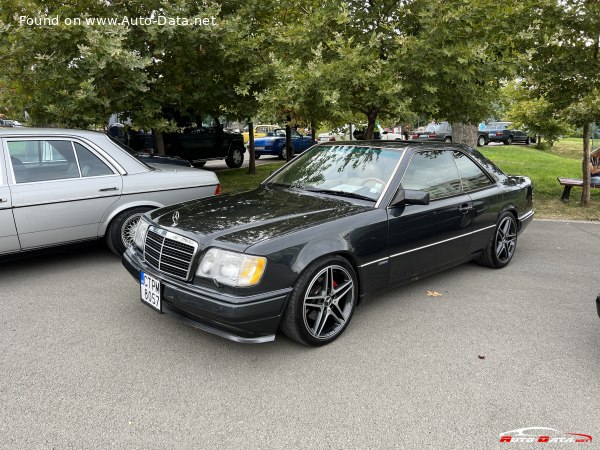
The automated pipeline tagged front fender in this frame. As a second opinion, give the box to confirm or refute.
[99,200,163,236]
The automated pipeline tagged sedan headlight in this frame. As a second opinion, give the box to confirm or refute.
[196,248,266,287]
[133,219,150,250]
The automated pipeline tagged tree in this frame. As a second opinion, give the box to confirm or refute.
[525,0,600,206]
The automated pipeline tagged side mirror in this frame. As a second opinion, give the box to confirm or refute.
[390,188,430,207]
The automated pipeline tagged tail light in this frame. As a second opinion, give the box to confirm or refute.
[428,133,437,138]
[214,184,222,195]
[411,134,419,138]
[496,131,504,136]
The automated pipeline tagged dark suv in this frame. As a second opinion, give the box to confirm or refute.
[163,126,246,168]
[109,123,246,168]
[485,122,532,145]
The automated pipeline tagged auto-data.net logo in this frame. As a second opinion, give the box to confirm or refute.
[499,427,592,444]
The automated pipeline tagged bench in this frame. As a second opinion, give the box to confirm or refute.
[557,177,600,202]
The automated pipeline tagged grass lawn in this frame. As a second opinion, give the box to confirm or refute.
[216,139,600,222]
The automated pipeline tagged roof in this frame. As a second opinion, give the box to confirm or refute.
[0,127,105,138]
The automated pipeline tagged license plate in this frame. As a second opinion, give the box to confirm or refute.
[489,132,496,137]
[140,271,161,312]
[254,146,265,150]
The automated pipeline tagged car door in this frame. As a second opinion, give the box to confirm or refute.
[387,150,476,283]
[6,138,123,250]
[0,144,20,254]
[291,130,313,152]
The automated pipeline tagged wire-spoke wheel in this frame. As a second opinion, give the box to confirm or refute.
[477,212,518,269]
[106,206,152,255]
[281,256,357,346]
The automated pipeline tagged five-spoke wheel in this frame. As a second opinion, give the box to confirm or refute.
[478,212,518,269]
[281,256,357,346]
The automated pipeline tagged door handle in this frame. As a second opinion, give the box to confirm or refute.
[99,187,119,192]
[458,204,473,212]
[0,198,7,203]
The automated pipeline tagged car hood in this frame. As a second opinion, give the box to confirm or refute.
[148,186,372,249]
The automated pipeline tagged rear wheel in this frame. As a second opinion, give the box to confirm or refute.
[279,146,294,160]
[477,136,486,147]
[443,136,452,143]
[225,146,244,168]
[525,137,530,145]
[506,136,513,145]
[106,206,152,255]
[477,212,517,269]
[281,255,357,346]
[254,154,261,159]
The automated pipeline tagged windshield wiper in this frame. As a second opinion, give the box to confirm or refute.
[304,188,376,202]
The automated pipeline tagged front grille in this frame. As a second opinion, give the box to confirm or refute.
[144,227,198,280]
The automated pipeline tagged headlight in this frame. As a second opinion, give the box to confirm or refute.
[133,219,150,250]
[196,248,266,287]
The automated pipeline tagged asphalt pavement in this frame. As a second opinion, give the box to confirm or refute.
[0,220,599,449]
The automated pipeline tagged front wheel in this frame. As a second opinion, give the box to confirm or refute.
[443,136,452,143]
[506,136,513,145]
[281,255,358,346]
[225,146,244,168]
[106,206,153,255]
[477,136,486,147]
[477,212,518,269]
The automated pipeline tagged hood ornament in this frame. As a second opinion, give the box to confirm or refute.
[171,211,180,226]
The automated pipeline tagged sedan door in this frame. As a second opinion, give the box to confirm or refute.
[6,138,123,250]
[387,150,476,283]
[0,147,20,254]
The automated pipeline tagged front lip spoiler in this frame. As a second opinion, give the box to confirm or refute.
[162,303,275,343]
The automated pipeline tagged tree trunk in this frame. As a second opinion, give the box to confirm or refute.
[285,124,292,161]
[581,122,591,207]
[310,120,316,143]
[153,128,165,155]
[247,120,255,175]
[451,122,478,147]
[364,108,380,140]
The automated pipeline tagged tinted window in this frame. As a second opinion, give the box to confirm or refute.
[74,143,114,177]
[453,151,493,192]
[8,140,79,183]
[401,151,461,200]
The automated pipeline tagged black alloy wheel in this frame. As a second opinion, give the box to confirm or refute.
[281,255,357,346]
[477,212,518,269]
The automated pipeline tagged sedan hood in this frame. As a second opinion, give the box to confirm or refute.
[148,186,372,248]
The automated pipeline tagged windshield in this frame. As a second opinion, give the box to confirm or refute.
[424,123,448,132]
[265,144,403,201]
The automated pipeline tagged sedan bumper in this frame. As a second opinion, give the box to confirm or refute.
[122,248,291,343]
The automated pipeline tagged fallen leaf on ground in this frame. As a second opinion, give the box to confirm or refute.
[426,290,442,297]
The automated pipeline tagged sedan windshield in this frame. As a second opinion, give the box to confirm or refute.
[266,144,403,201]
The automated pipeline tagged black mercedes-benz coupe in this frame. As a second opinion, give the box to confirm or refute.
[122,141,534,346]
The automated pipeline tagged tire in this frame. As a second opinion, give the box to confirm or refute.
[279,146,294,160]
[106,206,153,255]
[254,154,261,159]
[477,136,486,147]
[477,212,518,269]
[525,137,530,145]
[281,255,358,346]
[443,136,452,143]
[193,161,206,168]
[506,136,513,145]
[225,146,244,168]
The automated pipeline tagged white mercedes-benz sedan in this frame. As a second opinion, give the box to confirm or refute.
[0,128,220,256]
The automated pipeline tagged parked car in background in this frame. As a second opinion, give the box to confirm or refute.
[0,128,220,257]
[317,128,350,142]
[379,127,404,140]
[411,122,491,147]
[411,122,453,143]
[108,123,246,169]
[123,140,533,346]
[484,122,532,145]
[163,126,246,168]
[242,124,279,144]
[0,119,24,128]
[254,128,314,159]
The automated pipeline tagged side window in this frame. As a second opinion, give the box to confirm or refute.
[74,143,113,177]
[401,151,462,200]
[7,140,79,183]
[291,130,301,138]
[453,151,493,192]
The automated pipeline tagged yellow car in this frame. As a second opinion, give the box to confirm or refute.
[243,124,279,144]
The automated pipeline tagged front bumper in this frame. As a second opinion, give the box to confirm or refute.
[122,248,291,343]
